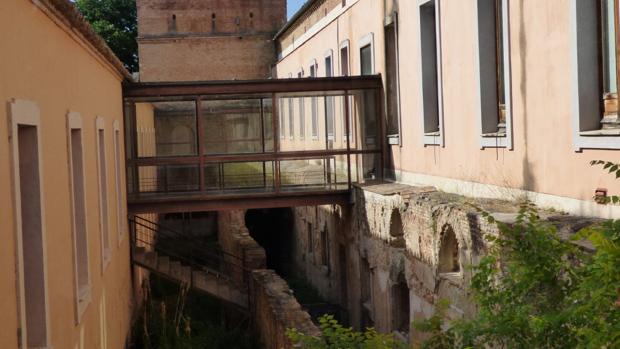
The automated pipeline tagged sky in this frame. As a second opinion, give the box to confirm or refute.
[288,0,306,19]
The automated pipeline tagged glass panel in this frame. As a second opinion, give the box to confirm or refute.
[280,158,348,191]
[149,101,198,157]
[136,164,199,193]
[263,98,274,152]
[299,97,306,139]
[288,98,295,139]
[350,153,381,183]
[204,161,275,193]
[351,90,379,150]
[201,99,263,155]
[165,165,199,192]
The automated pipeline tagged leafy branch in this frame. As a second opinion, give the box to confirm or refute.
[590,160,620,204]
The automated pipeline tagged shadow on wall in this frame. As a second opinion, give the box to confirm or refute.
[245,208,295,276]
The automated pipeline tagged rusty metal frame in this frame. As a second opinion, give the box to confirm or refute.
[123,75,383,98]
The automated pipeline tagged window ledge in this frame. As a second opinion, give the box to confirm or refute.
[481,131,506,138]
[76,285,92,324]
[423,131,441,146]
[579,129,620,137]
[574,130,620,151]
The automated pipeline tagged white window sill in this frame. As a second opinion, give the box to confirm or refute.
[574,129,620,151]
[387,134,400,145]
[102,248,111,273]
[481,131,506,138]
[76,285,92,324]
[579,129,620,136]
[480,132,508,148]
[423,131,441,146]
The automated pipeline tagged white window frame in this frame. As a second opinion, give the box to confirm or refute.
[571,0,620,150]
[96,117,111,272]
[67,111,92,323]
[9,99,52,349]
[418,0,445,147]
[474,0,514,150]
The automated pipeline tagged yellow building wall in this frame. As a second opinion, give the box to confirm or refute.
[0,0,133,348]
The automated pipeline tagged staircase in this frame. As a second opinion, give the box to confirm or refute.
[129,216,249,309]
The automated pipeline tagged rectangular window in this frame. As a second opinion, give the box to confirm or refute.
[307,223,313,254]
[419,0,443,145]
[15,123,49,348]
[325,52,335,140]
[600,0,620,129]
[385,13,402,139]
[475,0,513,148]
[340,44,349,76]
[288,98,294,139]
[571,0,620,149]
[321,227,330,267]
[298,70,306,140]
[113,125,123,242]
[97,120,111,270]
[361,45,373,76]
[340,41,353,139]
[68,115,91,321]
[360,34,377,146]
[310,61,319,139]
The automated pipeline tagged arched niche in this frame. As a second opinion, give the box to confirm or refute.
[391,273,410,334]
[438,225,460,274]
[389,209,405,247]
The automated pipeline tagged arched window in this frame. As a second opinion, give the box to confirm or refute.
[438,225,460,273]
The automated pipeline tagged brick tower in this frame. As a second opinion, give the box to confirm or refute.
[136,0,287,82]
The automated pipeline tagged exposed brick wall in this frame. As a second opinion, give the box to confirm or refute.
[136,0,286,81]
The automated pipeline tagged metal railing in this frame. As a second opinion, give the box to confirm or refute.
[129,215,250,292]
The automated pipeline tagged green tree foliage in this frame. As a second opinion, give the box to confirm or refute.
[287,315,408,349]
[416,202,620,348]
[75,0,138,72]
[590,160,620,204]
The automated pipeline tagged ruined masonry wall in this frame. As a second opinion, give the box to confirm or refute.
[217,210,320,349]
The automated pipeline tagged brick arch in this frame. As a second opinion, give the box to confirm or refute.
[438,224,460,273]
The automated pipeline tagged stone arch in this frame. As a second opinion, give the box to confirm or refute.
[438,225,460,273]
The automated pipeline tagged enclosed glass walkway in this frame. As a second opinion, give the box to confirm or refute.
[123,76,384,213]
